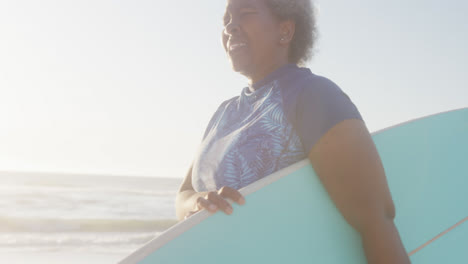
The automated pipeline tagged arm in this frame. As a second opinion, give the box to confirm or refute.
[175,165,245,221]
[308,119,411,264]
[175,165,208,221]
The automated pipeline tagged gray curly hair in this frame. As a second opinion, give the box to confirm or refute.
[265,0,317,65]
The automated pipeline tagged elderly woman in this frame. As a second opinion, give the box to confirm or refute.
[176,0,411,263]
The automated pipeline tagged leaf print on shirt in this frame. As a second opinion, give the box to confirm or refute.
[221,146,256,190]
[192,79,307,192]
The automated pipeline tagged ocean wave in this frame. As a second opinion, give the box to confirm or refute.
[0,232,158,251]
[0,184,177,197]
[0,217,178,233]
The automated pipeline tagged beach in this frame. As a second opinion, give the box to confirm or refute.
[0,251,124,264]
[0,172,180,263]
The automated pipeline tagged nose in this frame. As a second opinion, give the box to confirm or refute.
[223,20,240,36]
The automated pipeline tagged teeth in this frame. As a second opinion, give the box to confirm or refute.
[229,43,246,51]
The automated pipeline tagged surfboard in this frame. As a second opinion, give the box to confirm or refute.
[119,108,468,264]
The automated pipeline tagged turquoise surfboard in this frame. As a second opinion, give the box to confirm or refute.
[120,108,468,263]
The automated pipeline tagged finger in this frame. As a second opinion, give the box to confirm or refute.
[206,192,233,215]
[218,186,246,205]
[196,196,218,213]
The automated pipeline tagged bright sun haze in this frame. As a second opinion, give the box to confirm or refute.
[0,0,466,178]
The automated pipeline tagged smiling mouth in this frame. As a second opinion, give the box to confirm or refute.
[228,43,248,55]
[229,43,247,51]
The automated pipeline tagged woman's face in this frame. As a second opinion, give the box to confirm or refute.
[222,0,288,82]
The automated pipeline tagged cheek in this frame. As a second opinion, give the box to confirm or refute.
[249,26,279,56]
[246,17,280,47]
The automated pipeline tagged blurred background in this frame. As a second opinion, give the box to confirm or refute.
[0,0,466,263]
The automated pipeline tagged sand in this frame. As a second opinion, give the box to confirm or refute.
[0,250,127,264]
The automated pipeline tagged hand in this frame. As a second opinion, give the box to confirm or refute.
[185,186,246,219]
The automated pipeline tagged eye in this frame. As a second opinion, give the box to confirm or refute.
[223,8,257,27]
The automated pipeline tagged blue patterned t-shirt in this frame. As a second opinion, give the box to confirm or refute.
[192,64,363,192]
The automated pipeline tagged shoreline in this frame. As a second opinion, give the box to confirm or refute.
[0,250,127,264]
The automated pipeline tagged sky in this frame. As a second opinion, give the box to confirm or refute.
[0,0,466,178]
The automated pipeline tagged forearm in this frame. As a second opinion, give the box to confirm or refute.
[361,218,411,264]
[175,190,208,221]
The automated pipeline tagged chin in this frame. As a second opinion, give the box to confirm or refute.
[230,58,254,76]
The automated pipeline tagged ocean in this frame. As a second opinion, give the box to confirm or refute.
[0,171,181,263]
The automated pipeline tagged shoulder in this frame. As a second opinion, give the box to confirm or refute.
[285,70,363,153]
[300,73,349,103]
[304,72,338,88]
[218,95,240,110]
[296,73,358,114]
[280,68,347,104]
[210,95,240,118]
[281,69,356,117]
[201,95,240,140]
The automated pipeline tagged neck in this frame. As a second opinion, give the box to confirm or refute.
[246,60,290,89]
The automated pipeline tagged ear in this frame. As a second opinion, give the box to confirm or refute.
[278,19,296,45]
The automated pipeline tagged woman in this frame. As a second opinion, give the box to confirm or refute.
[176,0,411,263]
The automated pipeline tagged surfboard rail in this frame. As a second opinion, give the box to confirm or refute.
[119,160,311,264]
[119,107,468,264]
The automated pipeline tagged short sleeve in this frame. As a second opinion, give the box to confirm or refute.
[295,76,363,153]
